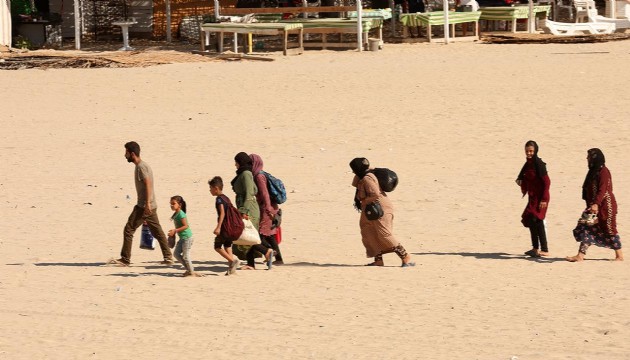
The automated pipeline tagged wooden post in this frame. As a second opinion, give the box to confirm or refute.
[74,0,81,49]
[443,0,449,44]
[528,0,534,33]
[357,0,362,51]
[166,0,172,42]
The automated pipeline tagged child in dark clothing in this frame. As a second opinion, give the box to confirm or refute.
[208,176,240,276]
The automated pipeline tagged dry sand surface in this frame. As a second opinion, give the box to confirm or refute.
[1,41,630,359]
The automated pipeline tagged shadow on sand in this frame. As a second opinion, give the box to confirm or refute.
[97,272,220,278]
[33,262,107,267]
[411,252,579,263]
[283,262,369,268]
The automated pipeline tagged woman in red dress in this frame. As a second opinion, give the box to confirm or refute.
[516,140,550,258]
[567,148,623,262]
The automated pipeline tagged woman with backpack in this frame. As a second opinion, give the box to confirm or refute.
[251,153,284,265]
[350,157,414,267]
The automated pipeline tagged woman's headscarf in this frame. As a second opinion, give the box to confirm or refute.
[349,157,370,179]
[517,140,548,180]
[232,152,253,186]
[582,148,606,200]
[250,153,263,176]
[350,157,370,211]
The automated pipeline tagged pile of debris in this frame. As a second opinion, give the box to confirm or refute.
[0,48,216,70]
[482,32,630,44]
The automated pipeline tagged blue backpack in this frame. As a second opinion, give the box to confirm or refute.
[260,170,287,204]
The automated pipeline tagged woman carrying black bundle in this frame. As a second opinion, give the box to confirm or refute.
[350,157,414,267]
[515,140,551,258]
[567,148,623,262]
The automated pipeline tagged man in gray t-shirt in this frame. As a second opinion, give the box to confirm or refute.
[110,142,173,266]
[134,160,157,211]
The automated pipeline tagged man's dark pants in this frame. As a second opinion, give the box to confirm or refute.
[121,205,172,264]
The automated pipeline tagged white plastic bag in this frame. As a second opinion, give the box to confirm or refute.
[233,218,261,246]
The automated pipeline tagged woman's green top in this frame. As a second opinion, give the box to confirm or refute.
[232,170,260,230]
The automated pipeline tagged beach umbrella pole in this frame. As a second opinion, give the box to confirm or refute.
[389,0,395,37]
[74,0,81,49]
[357,0,362,51]
[443,0,449,44]
[2,0,13,46]
[166,0,172,42]
[528,0,534,33]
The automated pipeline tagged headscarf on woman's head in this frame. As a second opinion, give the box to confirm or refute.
[587,148,605,170]
[517,140,548,180]
[350,157,370,211]
[250,153,263,176]
[232,152,253,187]
[234,152,253,173]
[582,148,606,200]
[349,157,370,179]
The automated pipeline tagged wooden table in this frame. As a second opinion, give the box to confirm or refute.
[400,11,481,42]
[200,22,304,56]
[279,18,384,50]
[479,5,551,32]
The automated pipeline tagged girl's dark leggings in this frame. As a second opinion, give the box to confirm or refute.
[529,217,548,252]
[264,234,283,262]
[247,243,271,267]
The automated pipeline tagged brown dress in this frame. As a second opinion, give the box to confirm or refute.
[353,173,399,258]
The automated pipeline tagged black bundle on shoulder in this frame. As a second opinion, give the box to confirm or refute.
[371,168,398,192]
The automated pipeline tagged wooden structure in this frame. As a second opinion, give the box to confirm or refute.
[400,11,481,42]
[479,5,551,32]
[200,22,304,55]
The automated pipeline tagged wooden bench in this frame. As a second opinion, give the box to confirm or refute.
[200,22,304,55]
[208,5,374,51]
[479,5,551,32]
[400,11,481,42]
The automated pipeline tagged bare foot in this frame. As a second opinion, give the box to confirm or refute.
[539,251,549,257]
[184,271,201,277]
[239,265,255,270]
[614,249,624,261]
[565,254,584,262]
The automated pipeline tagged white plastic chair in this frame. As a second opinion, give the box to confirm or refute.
[574,0,590,22]
[587,2,630,29]
[543,18,616,34]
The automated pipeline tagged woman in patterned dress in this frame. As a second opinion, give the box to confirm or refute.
[566,148,623,262]
[350,157,414,267]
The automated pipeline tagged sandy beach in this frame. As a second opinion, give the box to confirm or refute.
[1,41,630,359]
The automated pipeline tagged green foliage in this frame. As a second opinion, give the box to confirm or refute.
[11,0,37,15]
[13,35,33,50]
